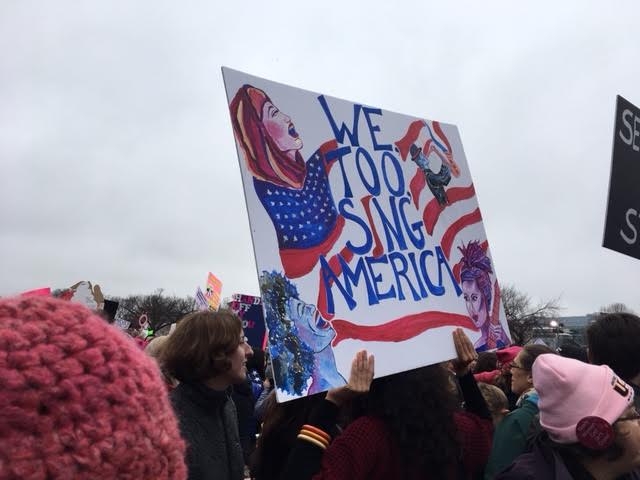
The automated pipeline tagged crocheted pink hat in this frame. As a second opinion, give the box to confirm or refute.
[533,354,634,445]
[0,297,187,479]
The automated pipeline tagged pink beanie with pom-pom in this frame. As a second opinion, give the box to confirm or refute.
[0,296,187,479]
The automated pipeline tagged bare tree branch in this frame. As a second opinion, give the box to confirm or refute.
[501,284,562,345]
[599,303,635,315]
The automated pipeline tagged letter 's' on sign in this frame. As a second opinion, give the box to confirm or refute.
[603,95,640,260]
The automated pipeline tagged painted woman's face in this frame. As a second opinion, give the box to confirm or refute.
[262,101,303,153]
[285,297,335,353]
[462,279,487,328]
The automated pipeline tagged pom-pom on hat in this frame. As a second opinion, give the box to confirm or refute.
[533,354,634,446]
[496,346,522,366]
[0,297,187,479]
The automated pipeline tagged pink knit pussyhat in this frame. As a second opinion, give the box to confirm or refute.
[0,297,187,480]
[496,346,522,366]
[533,354,634,448]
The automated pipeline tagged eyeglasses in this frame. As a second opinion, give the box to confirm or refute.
[510,363,528,371]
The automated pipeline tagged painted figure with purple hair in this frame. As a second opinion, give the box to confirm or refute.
[458,241,509,352]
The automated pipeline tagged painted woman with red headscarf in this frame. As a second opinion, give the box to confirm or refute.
[230,85,344,279]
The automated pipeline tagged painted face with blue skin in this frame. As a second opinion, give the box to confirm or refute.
[285,297,336,352]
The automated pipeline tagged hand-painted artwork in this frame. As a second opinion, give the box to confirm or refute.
[223,67,511,401]
[228,293,267,350]
[59,281,105,310]
[204,272,222,310]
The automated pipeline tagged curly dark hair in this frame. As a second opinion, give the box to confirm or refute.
[366,364,460,478]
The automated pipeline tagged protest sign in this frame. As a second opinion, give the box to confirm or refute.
[204,272,222,310]
[60,281,105,310]
[223,68,510,401]
[103,299,119,323]
[20,287,51,297]
[603,95,640,260]
[195,286,209,311]
[228,293,267,350]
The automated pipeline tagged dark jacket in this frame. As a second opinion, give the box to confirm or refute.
[170,382,244,480]
[232,377,257,465]
[497,433,640,480]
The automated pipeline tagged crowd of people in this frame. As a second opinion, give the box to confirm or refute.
[1,295,640,479]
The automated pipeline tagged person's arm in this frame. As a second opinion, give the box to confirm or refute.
[451,329,492,421]
[459,372,493,420]
[446,330,495,477]
[278,399,340,480]
[279,351,374,480]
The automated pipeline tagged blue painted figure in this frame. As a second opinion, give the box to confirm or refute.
[260,271,345,396]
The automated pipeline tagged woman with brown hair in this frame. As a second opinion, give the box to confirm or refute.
[162,310,253,480]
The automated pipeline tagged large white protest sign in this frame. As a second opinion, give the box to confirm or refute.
[223,68,510,401]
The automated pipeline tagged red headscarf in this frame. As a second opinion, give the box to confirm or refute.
[230,85,306,188]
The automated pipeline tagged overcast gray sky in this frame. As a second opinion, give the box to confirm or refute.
[2,1,638,315]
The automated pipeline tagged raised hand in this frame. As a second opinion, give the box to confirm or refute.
[451,328,478,376]
[326,350,374,406]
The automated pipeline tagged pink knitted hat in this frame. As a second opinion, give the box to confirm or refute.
[533,354,634,446]
[0,297,187,479]
[496,346,522,366]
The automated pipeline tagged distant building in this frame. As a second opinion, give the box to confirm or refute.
[560,314,598,346]
[528,314,598,349]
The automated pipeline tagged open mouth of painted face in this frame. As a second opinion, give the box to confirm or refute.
[288,123,299,138]
[314,310,331,330]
